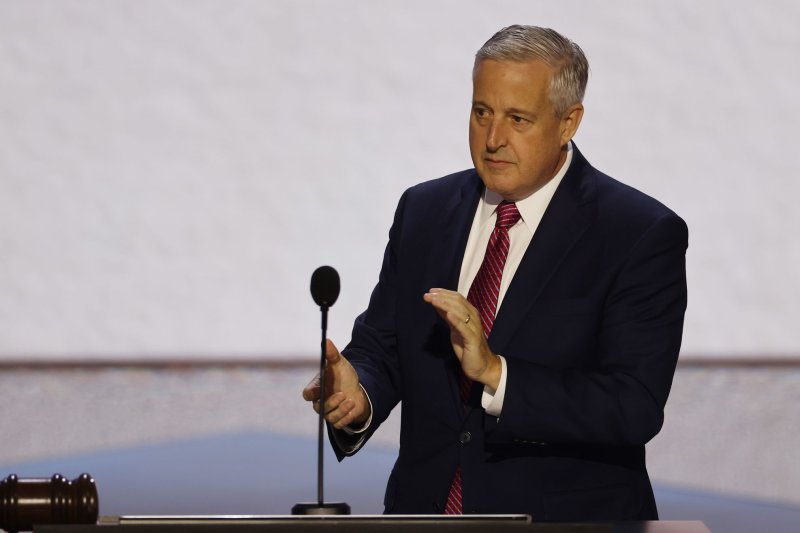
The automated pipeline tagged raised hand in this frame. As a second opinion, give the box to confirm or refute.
[423,288,502,389]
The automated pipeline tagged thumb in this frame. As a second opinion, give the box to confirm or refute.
[324,338,342,365]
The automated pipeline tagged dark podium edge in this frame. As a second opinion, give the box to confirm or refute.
[30,516,710,533]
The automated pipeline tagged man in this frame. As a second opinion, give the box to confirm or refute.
[303,25,687,521]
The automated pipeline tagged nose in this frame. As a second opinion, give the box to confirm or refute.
[485,119,507,152]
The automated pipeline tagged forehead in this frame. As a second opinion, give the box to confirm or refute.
[472,59,554,109]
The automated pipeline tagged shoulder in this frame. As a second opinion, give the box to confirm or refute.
[597,171,681,223]
[404,168,481,199]
[557,150,688,249]
[570,148,686,238]
[597,171,688,252]
[392,168,482,217]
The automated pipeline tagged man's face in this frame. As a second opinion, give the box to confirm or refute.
[469,59,582,201]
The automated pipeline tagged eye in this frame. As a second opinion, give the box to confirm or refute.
[473,106,489,118]
[511,115,526,124]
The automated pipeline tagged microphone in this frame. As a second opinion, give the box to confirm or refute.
[292,267,350,516]
[310,266,340,309]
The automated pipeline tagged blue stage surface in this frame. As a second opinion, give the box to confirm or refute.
[1,431,797,532]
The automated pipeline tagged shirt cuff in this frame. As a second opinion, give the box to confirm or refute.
[481,355,507,417]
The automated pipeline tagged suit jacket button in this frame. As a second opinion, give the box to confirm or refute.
[459,431,472,444]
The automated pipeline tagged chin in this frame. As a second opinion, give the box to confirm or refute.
[480,175,518,197]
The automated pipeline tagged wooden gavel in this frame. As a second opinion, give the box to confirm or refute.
[0,473,98,532]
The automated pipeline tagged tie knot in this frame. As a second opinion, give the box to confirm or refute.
[495,201,521,230]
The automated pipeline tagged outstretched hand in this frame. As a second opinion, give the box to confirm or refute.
[302,339,371,430]
[423,288,502,389]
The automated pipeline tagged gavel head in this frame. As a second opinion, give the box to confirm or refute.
[0,473,98,532]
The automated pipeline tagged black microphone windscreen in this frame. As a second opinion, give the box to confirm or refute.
[310,266,340,308]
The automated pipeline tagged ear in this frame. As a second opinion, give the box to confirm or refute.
[559,103,584,145]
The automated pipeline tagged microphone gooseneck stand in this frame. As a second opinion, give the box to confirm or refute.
[292,266,350,515]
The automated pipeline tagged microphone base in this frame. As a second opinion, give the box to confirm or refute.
[291,502,351,515]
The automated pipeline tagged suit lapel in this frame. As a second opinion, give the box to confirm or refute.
[424,172,483,424]
[488,147,597,354]
[424,172,483,291]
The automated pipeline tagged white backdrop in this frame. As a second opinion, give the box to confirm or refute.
[1,0,798,360]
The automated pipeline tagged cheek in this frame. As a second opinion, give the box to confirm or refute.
[468,122,480,144]
[518,133,558,165]
[468,126,483,156]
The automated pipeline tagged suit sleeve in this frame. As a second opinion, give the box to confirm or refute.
[486,211,688,447]
[327,191,408,459]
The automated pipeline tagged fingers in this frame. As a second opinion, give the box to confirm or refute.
[302,374,320,401]
[312,391,365,430]
[330,402,364,429]
[306,384,348,417]
[423,288,480,336]
[311,391,348,414]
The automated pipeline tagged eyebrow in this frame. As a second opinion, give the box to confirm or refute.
[506,107,536,118]
[472,101,536,118]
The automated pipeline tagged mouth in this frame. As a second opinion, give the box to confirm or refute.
[484,158,513,168]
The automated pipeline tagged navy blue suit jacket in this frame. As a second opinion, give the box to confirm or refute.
[334,145,688,521]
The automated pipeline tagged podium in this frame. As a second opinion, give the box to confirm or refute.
[30,516,711,533]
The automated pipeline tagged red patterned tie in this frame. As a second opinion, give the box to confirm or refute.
[444,201,521,515]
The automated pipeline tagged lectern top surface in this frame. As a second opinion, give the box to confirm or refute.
[33,516,711,533]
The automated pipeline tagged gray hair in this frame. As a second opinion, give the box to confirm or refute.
[474,25,589,117]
